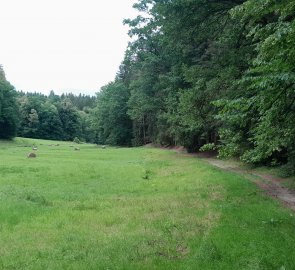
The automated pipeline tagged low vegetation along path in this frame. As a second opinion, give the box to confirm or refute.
[193,153,295,211]
[1,138,295,269]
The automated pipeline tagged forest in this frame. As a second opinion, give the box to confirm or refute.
[1,0,295,173]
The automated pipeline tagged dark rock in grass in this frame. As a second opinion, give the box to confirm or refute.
[74,147,80,151]
[27,152,37,158]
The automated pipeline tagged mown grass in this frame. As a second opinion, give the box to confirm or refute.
[0,138,295,269]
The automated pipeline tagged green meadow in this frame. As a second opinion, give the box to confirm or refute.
[0,138,295,270]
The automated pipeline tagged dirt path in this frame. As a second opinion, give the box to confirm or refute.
[149,144,295,211]
[195,154,295,211]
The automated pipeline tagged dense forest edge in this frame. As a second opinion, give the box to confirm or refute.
[1,0,295,175]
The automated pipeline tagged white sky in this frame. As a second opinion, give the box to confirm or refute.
[0,0,137,96]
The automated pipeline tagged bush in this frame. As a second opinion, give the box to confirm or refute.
[199,143,217,152]
[73,137,81,144]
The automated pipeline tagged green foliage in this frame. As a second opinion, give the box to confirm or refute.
[58,98,81,141]
[217,0,295,172]
[0,69,18,139]
[199,143,217,152]
[38,102,63,140]
[0,65,6,81]
[92,81,132,146]
[16,92,98,142]
[17,96,40,138]
[73,137,81,144]
[118,0,251,151]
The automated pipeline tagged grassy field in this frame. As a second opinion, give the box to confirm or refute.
[0,138,295,269]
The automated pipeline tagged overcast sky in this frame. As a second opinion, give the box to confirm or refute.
[0,0,137,96]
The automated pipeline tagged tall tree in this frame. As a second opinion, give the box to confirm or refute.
[58,98,81,141]
[38,102,63,140]
[0,65,6,81]
[0,66,18,139]
[92,81,132,145]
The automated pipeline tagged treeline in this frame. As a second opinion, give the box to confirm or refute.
[16,91,97,142]
[1,0,295,173]
[0,66,97,142]
[94,0,295,173]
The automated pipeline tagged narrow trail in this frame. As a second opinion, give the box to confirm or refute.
[161,146,295,211]
[193,153,295,211]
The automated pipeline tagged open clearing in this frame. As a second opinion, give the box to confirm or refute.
[0,138,295,269]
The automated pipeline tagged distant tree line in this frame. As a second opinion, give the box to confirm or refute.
[0,68,97,142]
[16,91,97,142]
[0,0,295,174]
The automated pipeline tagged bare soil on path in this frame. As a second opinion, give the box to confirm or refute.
[176,149,295,211]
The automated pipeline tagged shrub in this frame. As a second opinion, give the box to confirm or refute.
[73,137,81,144]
